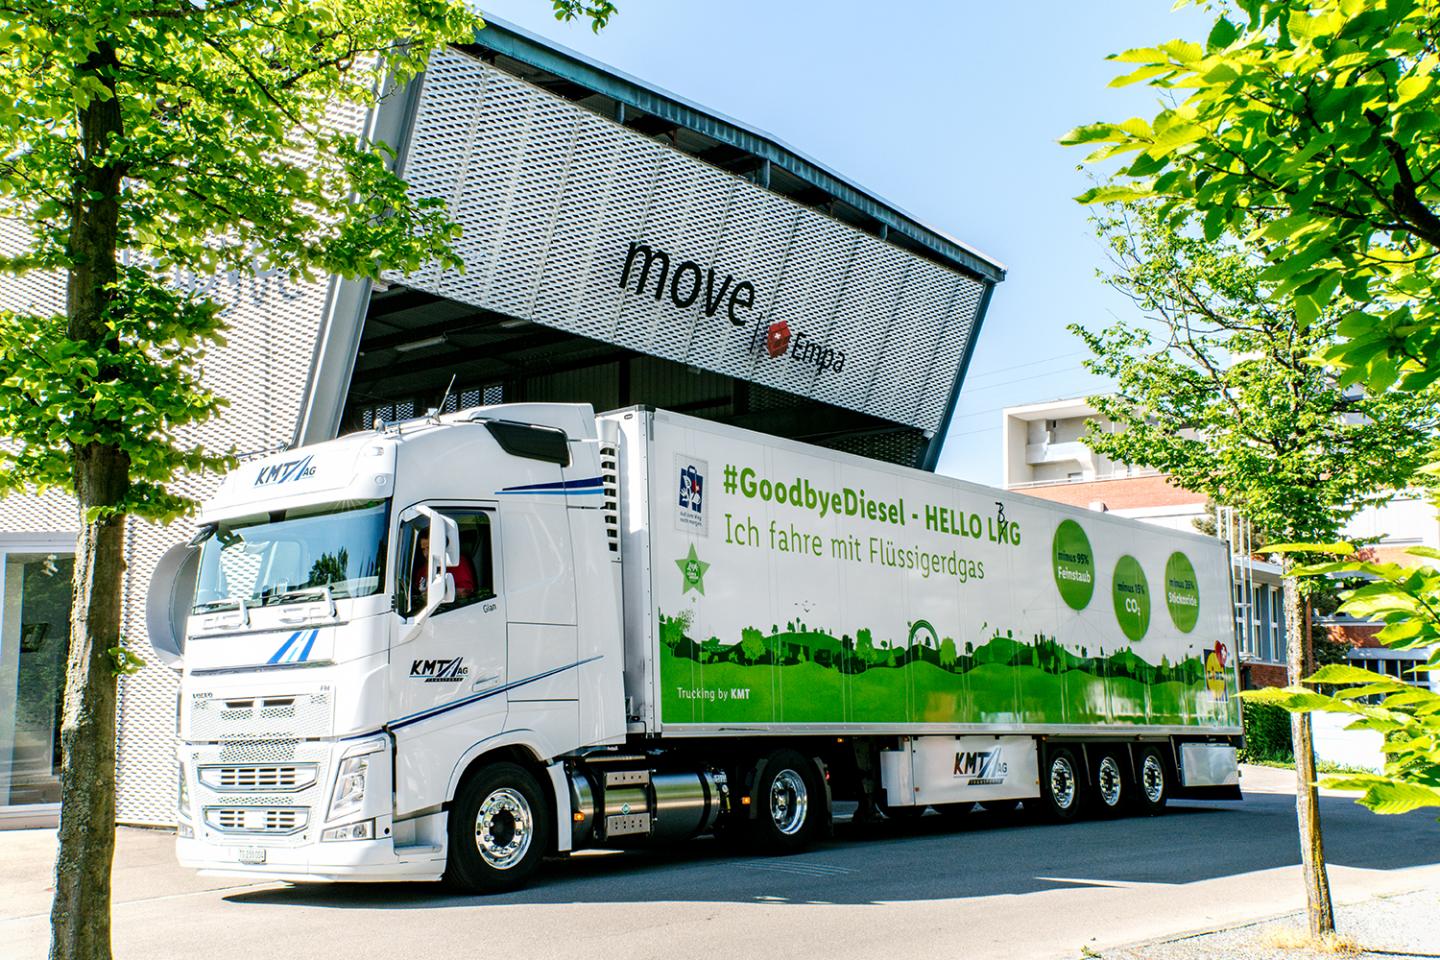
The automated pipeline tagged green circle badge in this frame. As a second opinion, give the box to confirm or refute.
[1052,519,1095,610]
[1164,551,1200,633]
[1112,555,1150,642]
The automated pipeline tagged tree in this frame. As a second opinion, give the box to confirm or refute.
[740,626,766,664]
[0,4,611,959]
[1250,547,1440,814]
[1062,0,1440,392]
[1064,0,1440,938]
[1071,199,1439,937]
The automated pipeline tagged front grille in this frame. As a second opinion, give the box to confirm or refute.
[203,806,310,835]
[199,764,317,792]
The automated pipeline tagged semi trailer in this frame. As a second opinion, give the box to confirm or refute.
[146,403,1242,892]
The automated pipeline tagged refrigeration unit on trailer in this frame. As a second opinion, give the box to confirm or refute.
[147,404,1241,891]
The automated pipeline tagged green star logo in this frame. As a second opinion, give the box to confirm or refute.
[675,544,710,596]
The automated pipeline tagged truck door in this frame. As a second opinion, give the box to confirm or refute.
[390,504,506,814]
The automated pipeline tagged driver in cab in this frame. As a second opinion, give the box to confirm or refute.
[413,524,477,604]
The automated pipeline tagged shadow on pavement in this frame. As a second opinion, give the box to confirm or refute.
[223,789,1440,910]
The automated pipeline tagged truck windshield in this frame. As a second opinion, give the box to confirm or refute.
[192,499,389,613]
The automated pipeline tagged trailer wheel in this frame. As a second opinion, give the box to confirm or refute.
[750,750,822,854]
[1092,750,1127,818]
[444,762,550,893]
[1033,747,1083,822]
[1134,747,1169,816]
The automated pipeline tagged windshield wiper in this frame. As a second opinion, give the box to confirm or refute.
[262,584,337,616]
[192,596,250,626]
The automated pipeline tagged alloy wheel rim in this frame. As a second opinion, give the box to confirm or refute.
[1097,756,1123,807]
[769,769,809,835]
[475,787,533,870]
[1142,755,1165,804]
[1050,757,1076,810]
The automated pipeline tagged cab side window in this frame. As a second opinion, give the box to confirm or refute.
[397,509,495,618]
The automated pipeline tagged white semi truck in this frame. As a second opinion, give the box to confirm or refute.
[147,404,1242,892]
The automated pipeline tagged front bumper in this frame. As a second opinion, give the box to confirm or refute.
[177,828,447,883]
[177,736,446,883]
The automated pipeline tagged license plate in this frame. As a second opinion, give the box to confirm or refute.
[237,846,267,865]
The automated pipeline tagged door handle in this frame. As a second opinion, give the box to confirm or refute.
[471,673,502,691]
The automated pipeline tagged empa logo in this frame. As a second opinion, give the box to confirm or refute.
[254,454,316,487]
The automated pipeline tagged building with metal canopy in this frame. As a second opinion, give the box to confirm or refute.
[0,19,1003,826]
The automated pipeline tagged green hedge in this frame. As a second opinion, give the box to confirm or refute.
[1240,701,1294,763]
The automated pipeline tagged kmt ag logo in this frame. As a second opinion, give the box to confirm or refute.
[409,658,468,684]
[253,455,316,487]
[954,748,1008,786]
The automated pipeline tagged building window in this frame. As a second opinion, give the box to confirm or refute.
[1,551,74,807]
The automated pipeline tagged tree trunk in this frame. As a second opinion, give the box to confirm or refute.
[1282,563,1335,937]
[49,41,130,960]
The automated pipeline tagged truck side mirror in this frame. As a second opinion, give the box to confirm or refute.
[397,507,460,645]
[146,542,199,671]
[428,511,460,606]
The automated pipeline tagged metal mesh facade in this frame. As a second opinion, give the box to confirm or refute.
[0,149,355,823]
[0,43,994,826]
[395,49,988,432]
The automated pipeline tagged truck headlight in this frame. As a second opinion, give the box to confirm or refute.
[328,738,386,821]
[329,756,370,820]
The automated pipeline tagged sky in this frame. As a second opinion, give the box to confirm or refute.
[478,0,1214,485]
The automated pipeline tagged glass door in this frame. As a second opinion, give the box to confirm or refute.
[1,551,74,807]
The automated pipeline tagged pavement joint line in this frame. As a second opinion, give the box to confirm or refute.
[1091,871,1440,958]
[0,880,281,926]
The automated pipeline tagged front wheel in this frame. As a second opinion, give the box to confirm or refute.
[749,750,822,854]
[444,762,550,893]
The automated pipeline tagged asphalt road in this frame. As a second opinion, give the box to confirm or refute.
[4,766,1438,960]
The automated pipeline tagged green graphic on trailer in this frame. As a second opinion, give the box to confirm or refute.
[1165,551,1200,633]
[1052,519,1095,610]
[658,609,1236,728]
[1112,554,1151,642]
[675,545,710,596]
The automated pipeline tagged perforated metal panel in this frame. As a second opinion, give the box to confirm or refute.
[0,92,361,822]
[395,48,988,432]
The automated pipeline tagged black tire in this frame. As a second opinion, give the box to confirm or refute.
[1134,746,1169,816]
[749,750,823,854]
[1035,746,1084,822]
[1091,749,1128,818]
[444,762,550,893]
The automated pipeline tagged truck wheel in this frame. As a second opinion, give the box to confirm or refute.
[750,750,821,854]
[1034,747,1083,822]
[1134,747,1169,816]
[1092,750,1127,818]
[444,762,550,893]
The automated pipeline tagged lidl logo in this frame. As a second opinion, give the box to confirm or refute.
[1205,641,1229,700]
